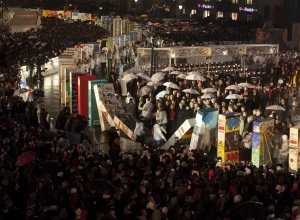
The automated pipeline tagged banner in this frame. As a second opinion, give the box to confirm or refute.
[70,72,85,114]
[217,114,226,160]
[85,13,92,20]
[198,108,219,151]
[251,119,274,167]
[93,83,124,131]
[114,116,136,141]
[289,127,300,173]
[72,11,79,20]
[78,13,85,21]
[57,10,64,19]
[164,118,196,149]
[88,80,108,127]
[78,75,96,118]
[42,10,51,17]
[58,59,76,105]
[64,11,72,20]
[217,113,241,162]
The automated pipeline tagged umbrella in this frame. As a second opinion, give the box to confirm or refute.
[225,85,240,91]
[183,88,200,95]
[163,82,180,90]
[16,151,37,167]
[138,86,152,97]
[122,73,137,81]
[13,88,29,96]
[238,82,255,89]
[137,73,151,81]
[187,70,200,75]
[162,66,175,72]
[201,93,214,99]
[177,73,186,79]
[147,81,163,87]
[186,74,206,81]
[225,94,243,100]
[170,70,182,75]
[202,88,217,93]
[156,90,169,100]
[266,105,286,111]
[151,72,166,82]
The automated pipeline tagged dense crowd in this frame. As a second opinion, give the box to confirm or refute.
[141,19,256,47]
[2,14,300,220]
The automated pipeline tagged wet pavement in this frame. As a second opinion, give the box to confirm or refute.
[39,73,62,122]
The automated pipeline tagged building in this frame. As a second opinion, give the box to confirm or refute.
[185,0,258,21]
[10,9,41,33]
[112,16,122,37]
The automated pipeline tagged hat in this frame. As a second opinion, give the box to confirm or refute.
[146,201,155,210]
[234,194,242,203]
[162,207,168,214]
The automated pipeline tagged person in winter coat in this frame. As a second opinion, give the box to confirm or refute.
[153,123,167,147]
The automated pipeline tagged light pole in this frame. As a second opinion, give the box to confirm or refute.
[150,37,155,76]
[178,4,183,19]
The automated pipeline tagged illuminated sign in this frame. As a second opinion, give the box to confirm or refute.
[239,7,257,13]
[198,4,214,9]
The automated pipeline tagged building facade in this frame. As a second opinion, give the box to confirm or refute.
[186,0,258,21]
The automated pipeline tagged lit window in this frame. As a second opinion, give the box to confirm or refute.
[217,11,223,18]
[246,14,252,21]
[190,9,197,17]
[203,10,210,18]
[231,12,238,20]
[232,0,238,4]
[246,0,253,4]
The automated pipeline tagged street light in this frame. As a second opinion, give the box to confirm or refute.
[178,4,183,19]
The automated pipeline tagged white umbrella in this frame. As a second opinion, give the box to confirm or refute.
[201,93,214,99]
[266,105,286,111]
[225,85,240,91]
[147,81,163,87]
[238,82,255,89]
[177,73,186,79]
[163,82,180,90]
[187,70,200,75]
[13,88,29,96]
[122,73,137,81]
[156,90,170,100]
[170,70,182,75]
[138,86,152,97]
[183,88,200,95]
[186,74,206,81]
[202,88,217,93]
[137,73,151,81]
[151,72,166,82]
[162,66,175,72]
[225,94,243,100]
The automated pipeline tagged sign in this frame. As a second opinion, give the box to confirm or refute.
[289,127,300,173]
[114,116,136,141]
[251,119,274,167]
[78,75,96,118]
[88,80,107,127]
[70,72,85,114]
[93,83,124,131]
[217,113,241,161]
[289,147,298,173]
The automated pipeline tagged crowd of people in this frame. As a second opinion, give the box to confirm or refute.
[141,19,256,47]
[2,13,300,220]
